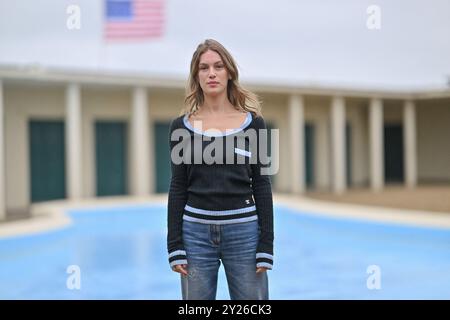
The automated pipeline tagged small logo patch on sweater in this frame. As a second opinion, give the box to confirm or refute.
[235,148,252,157]
[245,199,251,204]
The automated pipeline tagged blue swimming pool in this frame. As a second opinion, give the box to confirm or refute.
[1,204,449,299]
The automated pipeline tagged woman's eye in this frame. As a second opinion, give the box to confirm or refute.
[216,65,224,69]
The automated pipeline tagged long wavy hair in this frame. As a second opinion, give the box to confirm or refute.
[181,39,262,117]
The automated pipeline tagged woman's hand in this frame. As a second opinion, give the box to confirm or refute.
[172,264,188,276]
[256,267,269,273]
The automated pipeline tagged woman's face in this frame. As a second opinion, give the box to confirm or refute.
[198,49,229,97]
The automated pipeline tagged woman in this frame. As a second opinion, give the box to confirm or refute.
[167,39,274,300]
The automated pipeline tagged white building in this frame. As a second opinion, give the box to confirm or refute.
[1,65,450,220]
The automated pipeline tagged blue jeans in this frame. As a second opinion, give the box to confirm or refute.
[181,219,269,300]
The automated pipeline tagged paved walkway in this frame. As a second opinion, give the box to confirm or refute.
[305,185,450,213]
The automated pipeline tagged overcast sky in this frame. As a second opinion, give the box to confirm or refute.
[0,0,449,90]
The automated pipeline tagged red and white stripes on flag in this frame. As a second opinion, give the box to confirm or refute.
[104,0,165,41]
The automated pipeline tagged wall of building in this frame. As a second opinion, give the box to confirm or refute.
[304,96,331,191]
[3,81,450,213]
[148,88,185,193]
[149,88,186,122]
[346,98,369,188]
[417,99,450,183]
[4,84,65,211]
[383,99,403,123]
[258,93,289,192]
[81,86,132,197]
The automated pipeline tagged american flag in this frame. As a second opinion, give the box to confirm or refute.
[104,0,165,41]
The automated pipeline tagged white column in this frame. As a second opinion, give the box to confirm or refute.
[403,100,417,188]
[66,83,83,199]
[0,80,5,220]
[130,87,151,196]
[330,96,346,194]
[369,98,384,191]
[288,94,305,194]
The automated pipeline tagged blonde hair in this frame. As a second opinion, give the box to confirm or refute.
[181,39,262,117]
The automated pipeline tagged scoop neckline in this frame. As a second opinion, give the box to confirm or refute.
[183,112,253,137]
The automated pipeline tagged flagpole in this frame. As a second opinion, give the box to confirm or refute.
[98,0,108,71]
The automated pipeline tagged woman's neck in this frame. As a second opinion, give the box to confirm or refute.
[201,94,235,116]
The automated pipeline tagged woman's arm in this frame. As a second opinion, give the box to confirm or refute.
[167,119,189,270]
[251,116,274,270]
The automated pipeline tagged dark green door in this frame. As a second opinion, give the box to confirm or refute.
[95,121,128,196]
[29,120,66,202]
[154,121,171,193]
[384,124,404,183]
[305,123,315,188]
